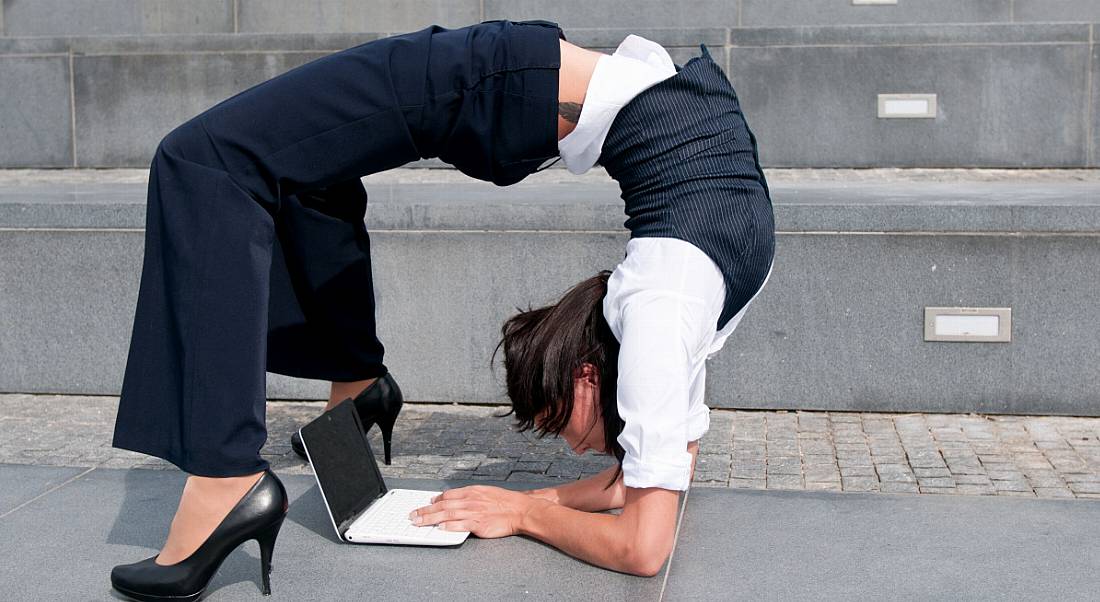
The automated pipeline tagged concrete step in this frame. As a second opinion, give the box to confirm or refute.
[0,23,1096,169]
[3,0,1100,36]
[2,167,1098,415]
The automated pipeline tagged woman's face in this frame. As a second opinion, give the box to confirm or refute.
[538,363,607,455]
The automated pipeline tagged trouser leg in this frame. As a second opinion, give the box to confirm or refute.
[111,29,430,477]
[267,179,388,382]
[113,144,278,477]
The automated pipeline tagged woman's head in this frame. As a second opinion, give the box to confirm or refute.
[491,270,625,489]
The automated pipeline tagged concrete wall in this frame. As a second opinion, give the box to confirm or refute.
[2,174,1098,415]
[5,1,1100,35]
[0,24,1097,169]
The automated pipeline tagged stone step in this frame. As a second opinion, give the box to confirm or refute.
[3,0,1099,36]
[2,167,1098,415]
[0,23,1095,169]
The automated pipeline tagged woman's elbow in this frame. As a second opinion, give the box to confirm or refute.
[622,536,674,577]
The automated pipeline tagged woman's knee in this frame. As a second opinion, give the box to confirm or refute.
[155,117,224,170]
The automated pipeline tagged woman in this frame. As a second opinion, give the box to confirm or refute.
[109,16,773,597]
[109,18,575,601]
[408,33,775,576]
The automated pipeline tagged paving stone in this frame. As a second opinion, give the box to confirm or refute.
[1025,475,1066,488]
[839,465,875,477]
[880,482,920,494]
[729,478,766,490]
[766,474,803,490]
[803,465,840,482]
[828,413,862,423]
[832,432,866,444]
[919,487,958,495]
[1033,487,1075,499]
[731,466,766,480]
[917,477,957,488]
[803,481,842,492]
[875,464,916,483]
[955,484,997,495]
[800,440,834,455]
[992,479,1033,492]
[953,474,993,486]
[514,461,552,473]
[1061,473,1100,483]
[986,469,1027,481]
[907,452,947,468]
[1068,482,1100,494]
[911,466,951,478]
[841,477,879,492]
[766,457,802,475]
[945,462,986,475]
[837,454,874,467]
[802,454,837,465]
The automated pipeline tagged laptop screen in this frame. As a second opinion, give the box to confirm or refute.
[299,399,387,533]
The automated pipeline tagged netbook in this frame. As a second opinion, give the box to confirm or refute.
[298,399,469,546]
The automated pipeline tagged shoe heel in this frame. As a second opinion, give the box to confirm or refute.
[256,517,285,596]
[378,416,396,465]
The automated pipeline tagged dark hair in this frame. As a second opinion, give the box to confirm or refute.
[491,270,625,490]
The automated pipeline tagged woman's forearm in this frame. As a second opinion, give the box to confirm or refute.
[526,441,700,512]
[520,490,676,577]
[525,464,625,511]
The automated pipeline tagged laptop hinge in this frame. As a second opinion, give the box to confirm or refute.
[336,491,389,537]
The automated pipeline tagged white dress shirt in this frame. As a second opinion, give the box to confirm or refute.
[557,34,774,491]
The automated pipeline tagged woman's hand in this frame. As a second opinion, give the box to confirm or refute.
[409,485,540,538]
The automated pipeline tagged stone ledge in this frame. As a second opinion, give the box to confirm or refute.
[1,23,1095,55]
[1,168,1097,233]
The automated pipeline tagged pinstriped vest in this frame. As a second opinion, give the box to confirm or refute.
[597,43,776,331]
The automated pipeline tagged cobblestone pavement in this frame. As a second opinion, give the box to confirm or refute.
[2,394,1099,499]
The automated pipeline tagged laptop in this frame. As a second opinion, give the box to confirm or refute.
[298,398,470,546]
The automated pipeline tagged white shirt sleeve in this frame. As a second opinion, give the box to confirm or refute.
[603,238,725,491]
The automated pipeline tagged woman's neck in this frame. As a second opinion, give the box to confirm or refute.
[557,40,605,142]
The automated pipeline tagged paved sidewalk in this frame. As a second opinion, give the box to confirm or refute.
[2,394,1099,499]
[6,465,1099,600]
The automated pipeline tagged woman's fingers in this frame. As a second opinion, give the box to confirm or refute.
[411,499,477,525]
[431,485,480,503]
[438,520,472,532]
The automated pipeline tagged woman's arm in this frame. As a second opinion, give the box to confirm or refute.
[520,485,680,576]
[525,440,700,512]
[414,482,681,576]
[524,464,625,512]
[411,442,700,576]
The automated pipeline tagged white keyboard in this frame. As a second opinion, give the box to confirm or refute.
[346,489,469,545]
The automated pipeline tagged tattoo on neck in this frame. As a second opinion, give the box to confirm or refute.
[559,102,582,124]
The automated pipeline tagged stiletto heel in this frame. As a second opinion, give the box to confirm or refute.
[355,373,402,466]
[376,414,396,465]
[110,469,289,602]
[291,372,404,464]
[255,517,284,596]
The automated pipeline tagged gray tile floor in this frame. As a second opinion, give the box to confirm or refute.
[2,464,1098,600]
[3,394,1100,599]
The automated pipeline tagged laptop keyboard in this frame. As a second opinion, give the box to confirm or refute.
[349,489,464,541]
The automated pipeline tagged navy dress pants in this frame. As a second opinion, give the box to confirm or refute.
[111,19,565,477]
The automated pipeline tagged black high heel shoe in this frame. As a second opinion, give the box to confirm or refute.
[110,469,289,602]
[290,371,403,465]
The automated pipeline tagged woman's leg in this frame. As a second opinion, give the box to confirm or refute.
[267,179,387,406]
[110,27,434,564]
[113,27,430,477]
[111,17,567,566]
